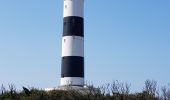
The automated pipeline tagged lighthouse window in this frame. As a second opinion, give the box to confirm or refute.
[64,21,66,26]
[65,5,67,9]
[72,18,75,27]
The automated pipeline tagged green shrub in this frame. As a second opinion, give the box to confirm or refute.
[1,80,169,100]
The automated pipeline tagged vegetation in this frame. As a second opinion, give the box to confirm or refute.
[0,80,170,100]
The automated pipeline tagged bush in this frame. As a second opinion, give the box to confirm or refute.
[0,80,169,100]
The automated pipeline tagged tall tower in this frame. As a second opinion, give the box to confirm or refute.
[60,0,84,87]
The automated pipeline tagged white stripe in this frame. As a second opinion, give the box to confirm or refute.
[62,36,84,57]
[63,0,84,17]
[60,77,84,86]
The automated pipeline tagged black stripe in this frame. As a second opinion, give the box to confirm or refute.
[63,16,84,37]
[61,56,84,77]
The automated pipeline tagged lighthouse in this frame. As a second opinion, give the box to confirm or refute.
[60,0,84,87]
[45,0,98,92]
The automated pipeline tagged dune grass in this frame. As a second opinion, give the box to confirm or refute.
[0,80,170,100]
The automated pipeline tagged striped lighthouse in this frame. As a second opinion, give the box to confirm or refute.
[60,0,84,87]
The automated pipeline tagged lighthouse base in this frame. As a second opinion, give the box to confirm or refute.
[45,85,100,94]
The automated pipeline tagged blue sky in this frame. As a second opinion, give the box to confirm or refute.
[0,0,170,92]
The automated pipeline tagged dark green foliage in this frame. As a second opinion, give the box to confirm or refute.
[0,80,170,100]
